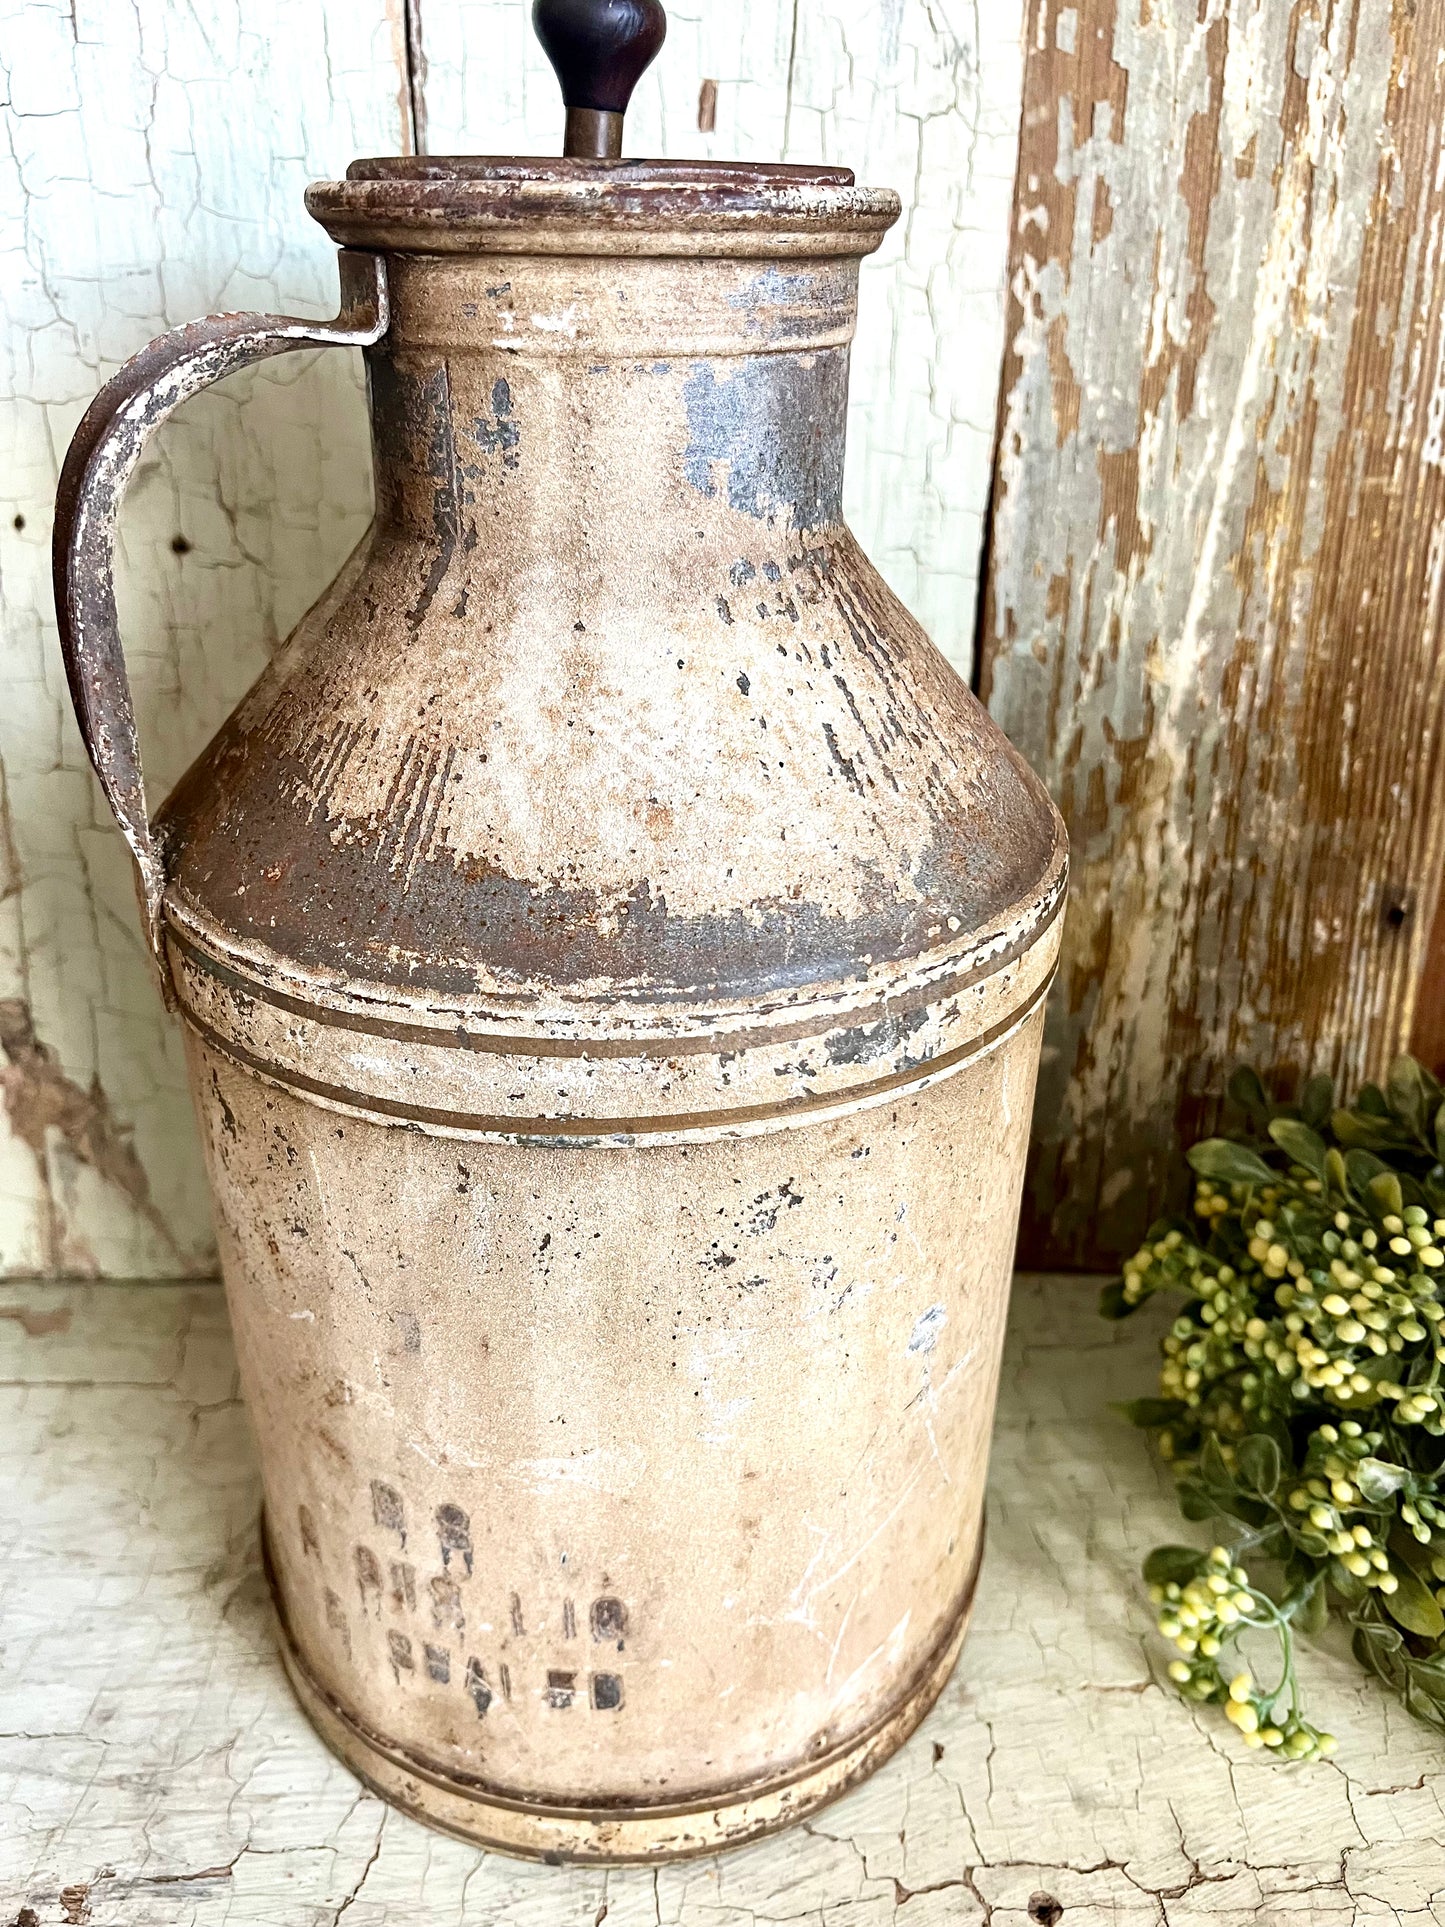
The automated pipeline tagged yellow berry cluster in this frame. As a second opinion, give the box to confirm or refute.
[1113,1087,1445,1760]
[1124,1190,1445,1433]
[1149,1549,1335,1760]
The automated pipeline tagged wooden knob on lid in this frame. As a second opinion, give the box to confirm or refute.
[532,0,667,159]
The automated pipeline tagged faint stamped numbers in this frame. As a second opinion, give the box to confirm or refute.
[297,1484,629,1719]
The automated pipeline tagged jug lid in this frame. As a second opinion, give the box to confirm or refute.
[308,158,899,258]
[309,3,899,257]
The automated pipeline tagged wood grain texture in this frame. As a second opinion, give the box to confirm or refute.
[4,1274,1443,1923]
[981,0,1445,1267]
[0,0,1022,1279]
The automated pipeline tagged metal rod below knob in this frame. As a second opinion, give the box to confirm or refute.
[534,0,667,160]
[564,106,625,160]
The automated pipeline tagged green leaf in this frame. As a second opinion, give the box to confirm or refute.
[1176,1477,1216,1522]
[1186,1139,1275,1187]
[1098,1279,1136,1321]
[1199,1432,1233,1490]
[1227,1065,1271,1125]
[1367,1171,1405,1219]
[1435,1102,1445,1169]
[1382,1567,1445,1640]
[1388,1056,1430,1134]
[1334,1111,1393,1151]
[1142,1545,1207,1587]
[1236,1433,1282,1498]
[1115,1397,1188,1428]
[1325,1147,1349,1196]
[1352,1614,1403,1648]
[1344,1148,1390,1195]
[1389,1529,1439,1581]
[1358,1084,1391,1117]
[1299,1074,1334,1129]
[1404,1676,1445,1729]
[1405,1652,1445,1691]
[1354,1458,1410,1505]
[1352,1629,1403,1693]
[1268,1118,1327,1181]
[1293,1574,1330,1638]
[1352,1617,1404,1665]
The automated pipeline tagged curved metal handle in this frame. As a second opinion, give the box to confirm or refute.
[52,249,389,1000]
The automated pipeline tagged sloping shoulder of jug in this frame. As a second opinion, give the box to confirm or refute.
[153,525,1064,1041]
[306,158,901,258]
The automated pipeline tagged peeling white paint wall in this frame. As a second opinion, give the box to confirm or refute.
[0,0,403,1277]
[0,0,1021,1277]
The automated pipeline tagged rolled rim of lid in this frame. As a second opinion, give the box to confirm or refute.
[306,157,902,256]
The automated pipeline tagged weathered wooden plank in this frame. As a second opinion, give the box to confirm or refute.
[981,0,1445,1266]
[0,0,403,1275]
[415,0,1023,669]
[4,1275,1443,1923]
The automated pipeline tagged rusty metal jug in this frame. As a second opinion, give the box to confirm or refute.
[53,0,1066,1864]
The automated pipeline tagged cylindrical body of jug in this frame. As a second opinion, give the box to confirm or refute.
[53,154,1066,1861]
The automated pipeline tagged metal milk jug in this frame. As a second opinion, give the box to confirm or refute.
[53,0,1066,1864]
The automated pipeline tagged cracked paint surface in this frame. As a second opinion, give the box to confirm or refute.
[1,0,1022,1278]
[2,1275,1442,1923]
[0,0,402,1275]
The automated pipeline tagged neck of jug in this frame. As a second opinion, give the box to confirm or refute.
[363,250,860,613]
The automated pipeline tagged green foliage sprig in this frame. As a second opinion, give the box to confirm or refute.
[1106,1056,1445,1757]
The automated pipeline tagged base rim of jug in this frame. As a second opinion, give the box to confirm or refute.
[265,1521,981,1864]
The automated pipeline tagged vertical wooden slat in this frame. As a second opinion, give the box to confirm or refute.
[981,0,1445,1267]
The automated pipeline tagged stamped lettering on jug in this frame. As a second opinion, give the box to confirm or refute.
[590,1595,627,1648]
[371,1480,406,1545]
[431,1573,464,1632]
[437,1503,473,1576]
[465,1656,494,1717]
[355,1544,382,1614]
[324,1587,351,1657]
[591,1672,624,1711]
[389,1561,416,1612]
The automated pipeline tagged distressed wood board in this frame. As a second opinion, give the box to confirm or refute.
[981,0,1445,1268]
[3,1273,1443,1926]
[0,0,1022,1281]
